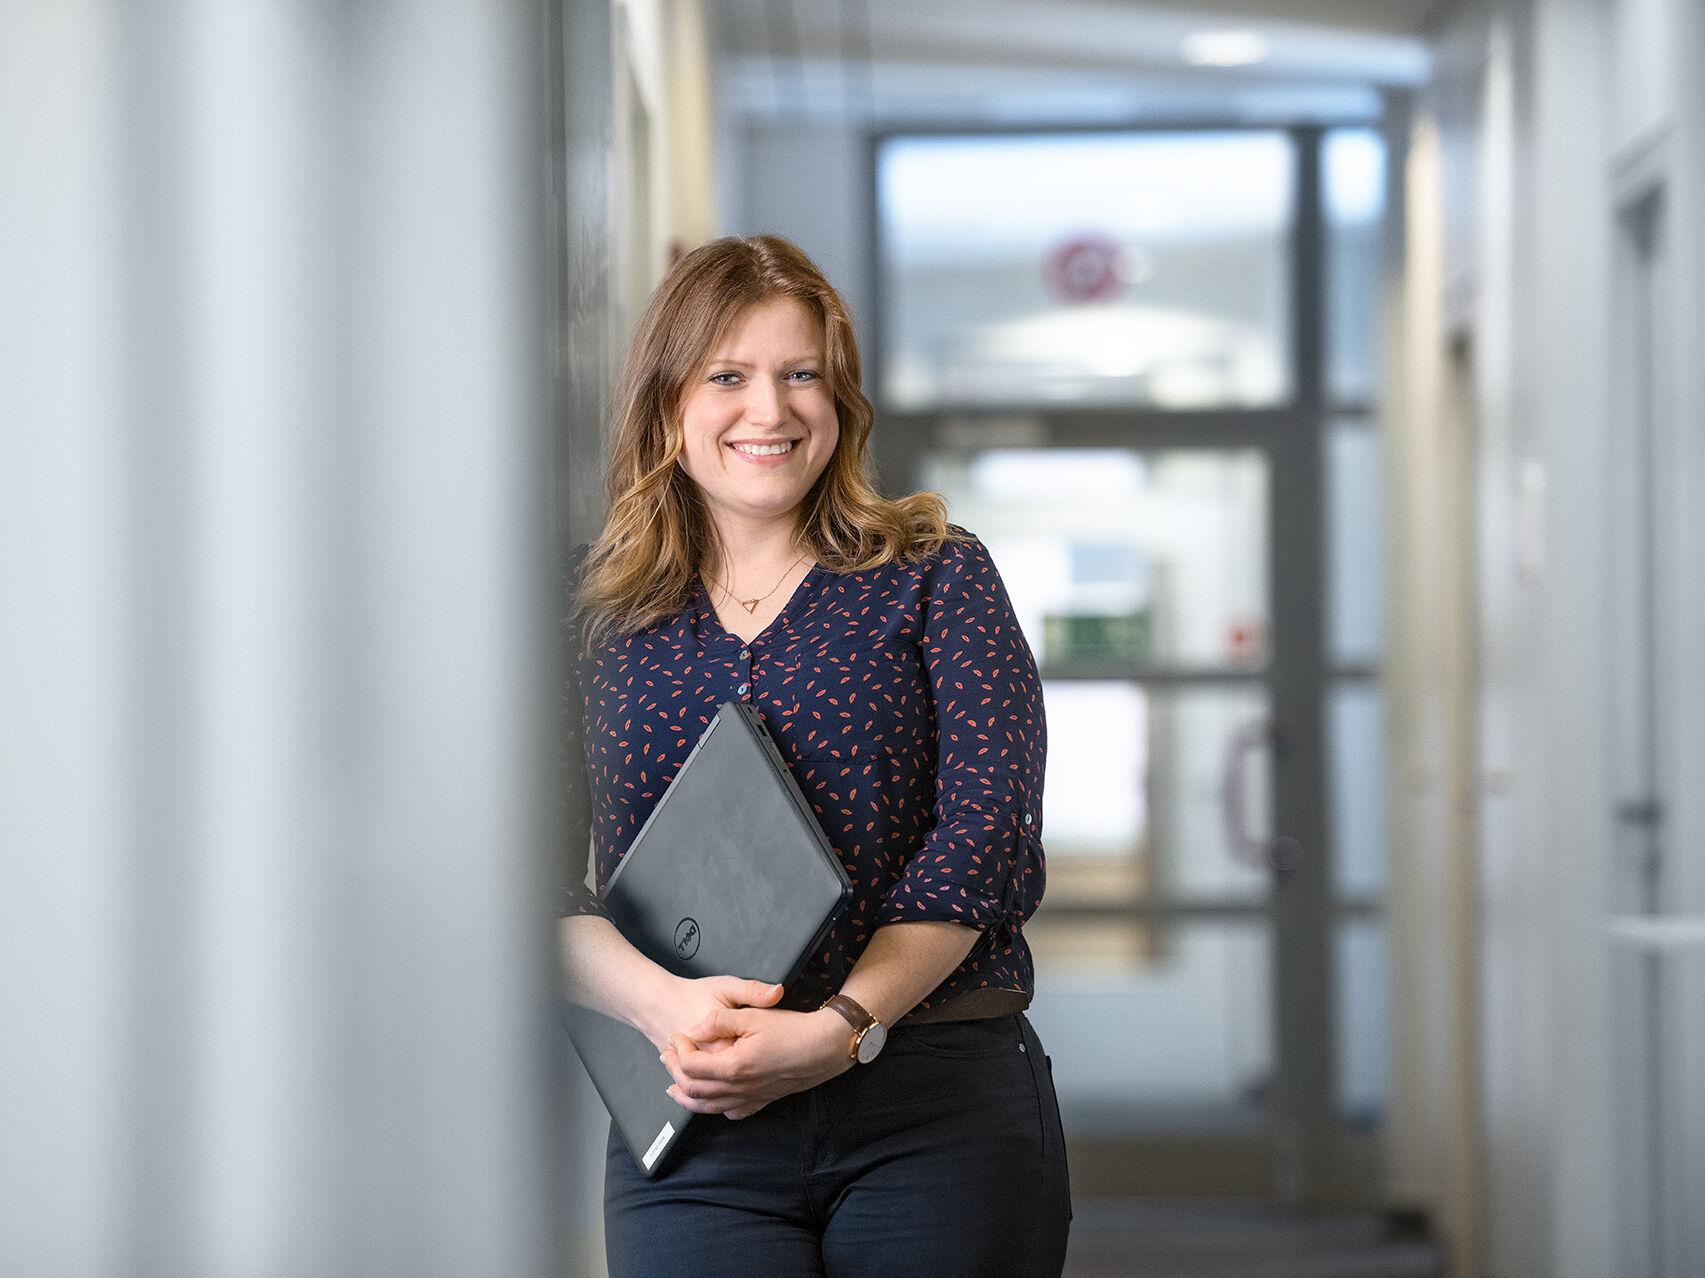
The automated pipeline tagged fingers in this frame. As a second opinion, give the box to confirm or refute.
[666,1081,746,1114]
[664,1079,772,1120]
[655,1004,827,1118]
[684,1006,744,1043]
[666,1033,746,1083]
[661,1033,766,1114]
[662,1063,754,1114]
[712,977,784,1009]
[665,1081,708,1112]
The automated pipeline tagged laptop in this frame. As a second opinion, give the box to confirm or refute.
[560,701,852,1177]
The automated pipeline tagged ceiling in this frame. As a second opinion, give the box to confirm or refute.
[1102,0,1443,36]
[715,0,1438,124]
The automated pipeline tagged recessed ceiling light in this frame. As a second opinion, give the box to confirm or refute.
[1181,30,1270,68]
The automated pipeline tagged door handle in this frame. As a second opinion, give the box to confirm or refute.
[1222,718,1300,872]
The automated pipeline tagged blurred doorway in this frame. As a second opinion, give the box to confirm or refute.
[871,124,1393,1206]
[1606,178,1705,1277]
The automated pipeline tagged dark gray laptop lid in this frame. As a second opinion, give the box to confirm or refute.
[562,701,851,1176]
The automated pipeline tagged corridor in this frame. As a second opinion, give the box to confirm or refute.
[1064,1199,1444,1278]
[5,1,1703,1276]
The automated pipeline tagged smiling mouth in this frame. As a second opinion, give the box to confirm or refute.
[730,440,796,456]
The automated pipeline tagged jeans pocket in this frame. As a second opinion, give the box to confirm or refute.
[890,1014,1023,1060]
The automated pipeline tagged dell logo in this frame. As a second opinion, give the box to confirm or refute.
[673,917,701,961]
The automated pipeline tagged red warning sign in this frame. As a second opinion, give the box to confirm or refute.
[1044,234,1127,304]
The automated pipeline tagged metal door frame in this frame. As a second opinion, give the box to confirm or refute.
[864,119,1389,1205]
[1604,148,1705,1278]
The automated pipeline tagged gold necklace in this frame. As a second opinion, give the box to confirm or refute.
[711,554,809,614]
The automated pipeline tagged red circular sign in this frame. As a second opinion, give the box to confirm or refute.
[1044,234,1127,303]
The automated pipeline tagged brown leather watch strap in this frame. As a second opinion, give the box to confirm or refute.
[821,993,877,1058]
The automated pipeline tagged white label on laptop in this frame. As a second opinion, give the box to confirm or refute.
[643,1122,674,1170]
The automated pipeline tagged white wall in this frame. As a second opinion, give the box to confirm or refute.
[1385,94,1475,1263]
[1394,0,1705,1272]
[611,0,720,327]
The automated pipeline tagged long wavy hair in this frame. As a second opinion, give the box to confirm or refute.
[578,235,956,639]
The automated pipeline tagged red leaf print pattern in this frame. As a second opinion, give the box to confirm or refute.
[559,532,1047,1014]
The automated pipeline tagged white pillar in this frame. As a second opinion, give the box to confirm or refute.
[0,4,567,1274]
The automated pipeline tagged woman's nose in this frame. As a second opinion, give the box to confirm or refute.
[744,376,787,423]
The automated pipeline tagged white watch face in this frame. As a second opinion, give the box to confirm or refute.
[856,1021,887,1064]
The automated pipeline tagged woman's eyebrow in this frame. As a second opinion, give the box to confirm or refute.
[704,352,823,367]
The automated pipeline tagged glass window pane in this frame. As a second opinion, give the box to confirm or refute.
[1325,128,1387,406]
[1327,417,1385,668]
[1336,919,1390,1123]
[1148,685,1273,901]
[923,447,1269,670]
[1329,680,1387,898]
[879,131,1295,410]
[1041,682,1272,907]
[1027,922,1272,1114]
[1041,681,1147,863]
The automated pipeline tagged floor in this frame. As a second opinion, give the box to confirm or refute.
[1062,1199,1448,1278]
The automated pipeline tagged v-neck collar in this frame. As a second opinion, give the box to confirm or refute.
[695,562,822,646]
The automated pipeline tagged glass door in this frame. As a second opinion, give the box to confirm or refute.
[872,124,1392,1205]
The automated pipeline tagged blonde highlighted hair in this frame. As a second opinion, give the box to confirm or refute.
[578,235,956,638]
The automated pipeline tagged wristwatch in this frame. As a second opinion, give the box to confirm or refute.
[822,993,888,1065]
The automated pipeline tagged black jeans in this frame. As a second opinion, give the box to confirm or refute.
[603,1012,1071,1278]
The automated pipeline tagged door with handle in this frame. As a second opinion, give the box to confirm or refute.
[872,123,1395,1204]
[1605,182,1704,1278]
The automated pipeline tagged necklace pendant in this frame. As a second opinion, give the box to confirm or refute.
[712,553,807,618]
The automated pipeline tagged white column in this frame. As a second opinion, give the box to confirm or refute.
[0,3,567,1274]
[0,4,131,1272]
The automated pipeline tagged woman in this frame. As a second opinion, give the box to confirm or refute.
[559,235,1070,1277]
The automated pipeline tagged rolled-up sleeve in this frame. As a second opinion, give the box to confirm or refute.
[877,536,1046,935]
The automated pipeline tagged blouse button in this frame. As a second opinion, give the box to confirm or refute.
[737,683,751,697]
[738,648,751,661]
[1024,812,1034,826]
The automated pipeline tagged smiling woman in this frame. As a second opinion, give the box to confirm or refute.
[676,296,841,558]
[559,235,1072,1276]
[576,235,953,639]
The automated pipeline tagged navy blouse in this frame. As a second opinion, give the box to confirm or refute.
[561,532,1047,1017]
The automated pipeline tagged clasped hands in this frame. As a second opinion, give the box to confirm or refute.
[644,974,854,1121]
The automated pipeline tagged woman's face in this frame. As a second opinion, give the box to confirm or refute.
[676,296,840,541]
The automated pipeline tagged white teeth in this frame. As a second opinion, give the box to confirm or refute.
[732,441,794,456]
